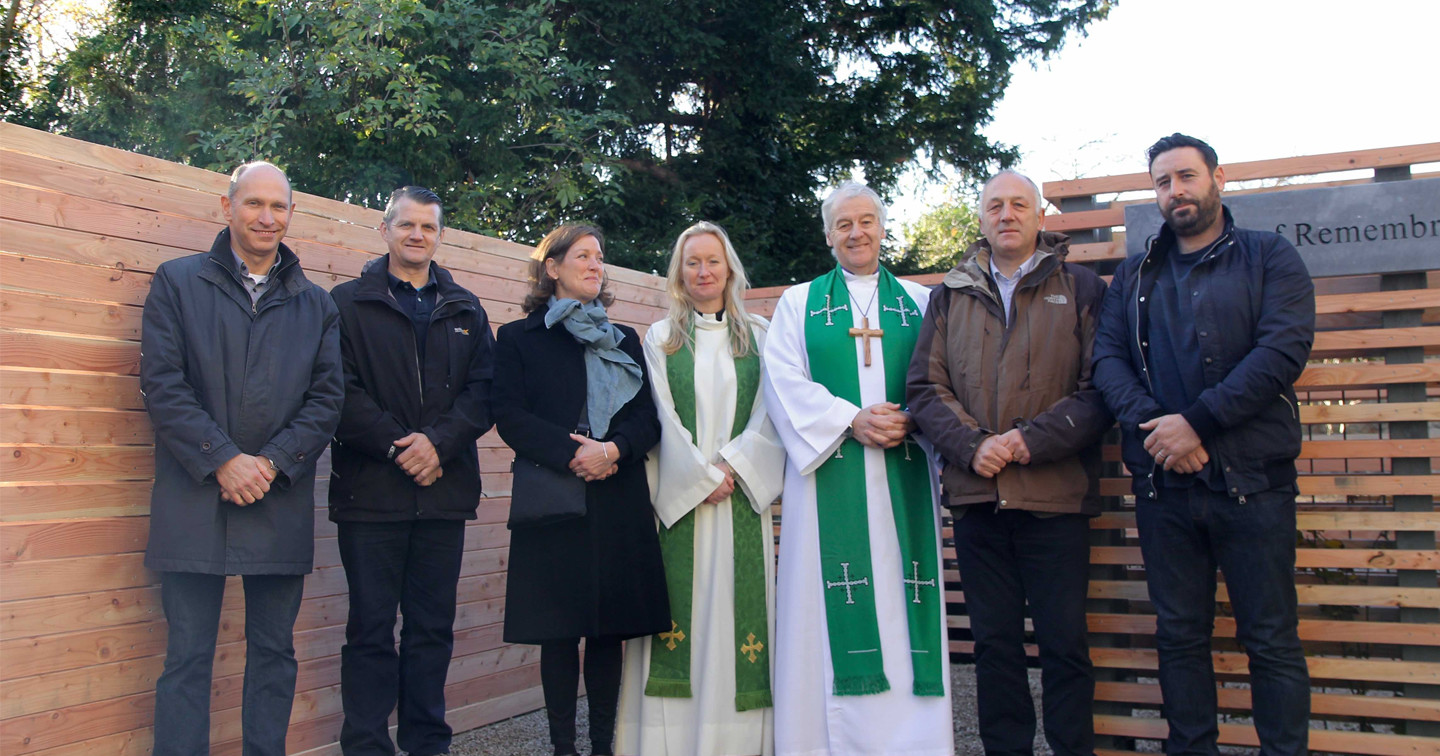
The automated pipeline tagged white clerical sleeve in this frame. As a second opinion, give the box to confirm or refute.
[762,283,859,476]
[718,317,786,514]
[643,323,727,529]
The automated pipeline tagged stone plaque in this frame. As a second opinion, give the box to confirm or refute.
[1123,178,1440,276]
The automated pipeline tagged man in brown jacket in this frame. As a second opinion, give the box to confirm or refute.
[907,170,1111,756]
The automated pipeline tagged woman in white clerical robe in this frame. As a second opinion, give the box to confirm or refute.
[615,221,787,756]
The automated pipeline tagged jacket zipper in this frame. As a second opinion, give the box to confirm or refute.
[1133,243,1161,495]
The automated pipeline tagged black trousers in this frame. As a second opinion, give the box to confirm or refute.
[953,506,1095,756]
[337,519,465,756]
[540,636,623,756]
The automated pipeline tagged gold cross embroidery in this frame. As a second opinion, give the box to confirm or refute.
[740,632,764,663]
[659,620,686,651]
[848,316,884,366]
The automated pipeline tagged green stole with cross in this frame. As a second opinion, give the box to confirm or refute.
[803,265,944,697]
[644,325,772,711]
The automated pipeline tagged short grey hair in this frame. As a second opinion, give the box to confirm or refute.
[980,169,1043,213]
[228,161,291,202]
[821,181,888,232]
[382,185,445,229]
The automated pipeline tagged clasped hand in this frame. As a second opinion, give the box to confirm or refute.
[702,461,736,505]
[218,453,275,505]
[1139,414,1208,473]
[394,432,444,486]
[569,434,618,482]
[970,428,1030,479]
[851,403,915,449]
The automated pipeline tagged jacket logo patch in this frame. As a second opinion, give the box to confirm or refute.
[453,327,470,336]
[1044,294,1068,305]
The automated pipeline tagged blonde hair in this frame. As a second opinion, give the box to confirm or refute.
[659,222,755,357]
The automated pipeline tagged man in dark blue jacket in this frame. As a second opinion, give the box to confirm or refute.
[142,161,344,756]
[329,186,496,756]
[1093,134,1314,754]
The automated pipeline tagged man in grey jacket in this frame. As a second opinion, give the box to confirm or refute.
[140,161,344,756]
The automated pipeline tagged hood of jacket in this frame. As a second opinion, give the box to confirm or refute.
[942,230,1072,291]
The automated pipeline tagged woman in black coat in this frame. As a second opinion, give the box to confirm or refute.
[493,224,669,756]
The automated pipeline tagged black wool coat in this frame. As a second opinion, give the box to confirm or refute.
[141,230,344,575]
[494,305,670,643]
[328,256,496,521]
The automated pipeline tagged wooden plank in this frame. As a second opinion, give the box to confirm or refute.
[0,330,140,375]
[0,586,161,641]
[0,253,153,307]
[1296,438,1440,459]
[1089,580,1440,609]
[1042,142,1440,200]
[0,445,153,483]
[1300,401,1440,424]
[0,481,155,521]
[1093,510,1440,531]
[0,408,153,446]
[1313,326,1440,353]
[1085,612,1440,647]
[1099,475,1440,497]
[1089,647,1440,685]
[1095,680,1440,722]
[1066,241,1125,263]
[1297,362,1440,388]
[1316,288,1440,315]
[1094,714,1440,755]
[1,518,150,562]
[1091,545,1440,570]
[0,286,144,341]
[0,369,144,410]
[1042,206,1124,232]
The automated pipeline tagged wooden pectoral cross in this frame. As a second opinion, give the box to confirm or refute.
[849,317,884,366]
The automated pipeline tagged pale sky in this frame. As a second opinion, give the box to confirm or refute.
[893,0,1440,224]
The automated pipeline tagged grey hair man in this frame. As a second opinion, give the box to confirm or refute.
[908,169,1112,756]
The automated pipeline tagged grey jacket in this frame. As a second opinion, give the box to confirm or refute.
[141,229,344,575]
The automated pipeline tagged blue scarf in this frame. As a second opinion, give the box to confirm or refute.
[544,296,642,438]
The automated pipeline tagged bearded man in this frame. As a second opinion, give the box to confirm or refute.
[1092,134,1315,755]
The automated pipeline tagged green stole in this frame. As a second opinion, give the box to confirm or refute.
[803,265,944,697]
[645,325,772,711]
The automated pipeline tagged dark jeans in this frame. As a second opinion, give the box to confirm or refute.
[540,636,623,756]
[338,519,466,756]
[1137,486,1310,756]
[152,571,306,756]
[953,506,1095,756]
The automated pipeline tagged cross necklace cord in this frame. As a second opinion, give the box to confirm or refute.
[846,279,883,366]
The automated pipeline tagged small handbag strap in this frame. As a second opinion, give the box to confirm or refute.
[575,395,591,438]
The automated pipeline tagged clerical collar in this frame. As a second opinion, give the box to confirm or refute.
[696,309,724,322]
[840,267,879,283]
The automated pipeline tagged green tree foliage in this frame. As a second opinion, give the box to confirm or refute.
[25,0,621,240]
[20,0,1111,284]
[886,198,982,276]
[552,0,1111,282]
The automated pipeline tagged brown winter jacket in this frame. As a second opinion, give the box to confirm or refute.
[906,231,1112,515]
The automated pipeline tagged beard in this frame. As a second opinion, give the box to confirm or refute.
[1161,180,1222,238]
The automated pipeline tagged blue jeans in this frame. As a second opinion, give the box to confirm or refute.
[338,519,465,756]
[152,571,305,756]
[953,506,1095,756]
[1137,486,1310,756]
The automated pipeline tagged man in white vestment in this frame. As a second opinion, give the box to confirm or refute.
[763,182,954,756]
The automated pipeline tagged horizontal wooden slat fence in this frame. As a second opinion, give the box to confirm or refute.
[748,143,1440,752]
[0,123,669,755]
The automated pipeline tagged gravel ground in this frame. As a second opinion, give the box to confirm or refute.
[449,664,1051,756]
